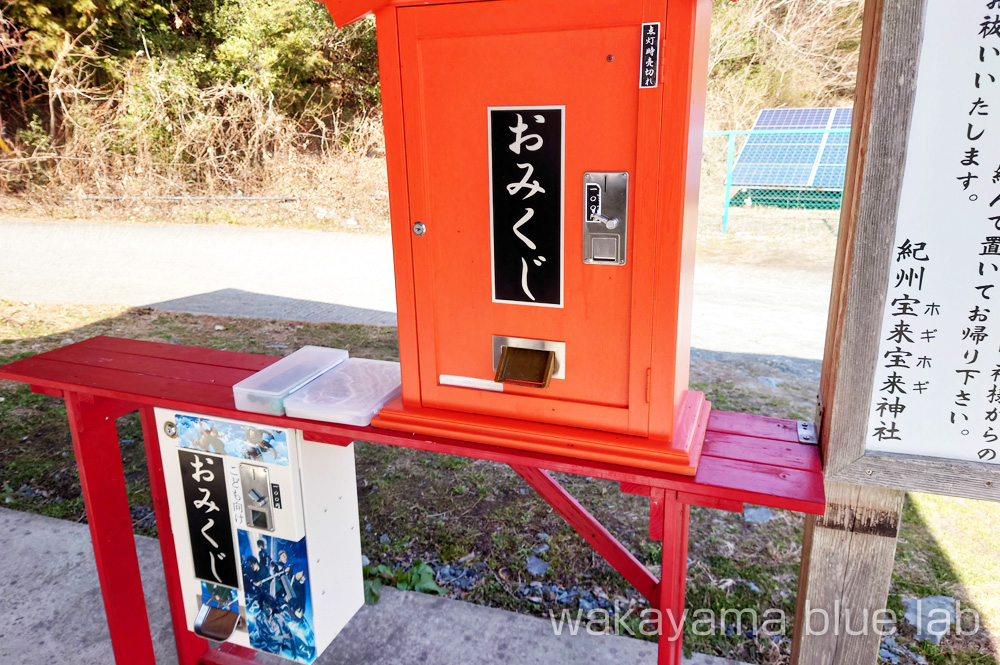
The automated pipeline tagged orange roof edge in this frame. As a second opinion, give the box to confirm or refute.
[316,0,388,27]
[318,0,730,26]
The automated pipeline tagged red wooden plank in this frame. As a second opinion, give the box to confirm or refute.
[657,492,689,665]
[42,344,255,387]
[511,465,660,606]
[301,430,356,446]
[0,356,237,410]
[0,354,685,489]
[198,648,255,665]
[707,410,802,443]
[140,408,209,664]
[677,491,743,513]
[693,457,825,514]
[701,430,822,473]
[81,336,278,373]
[356,428,704,491]
[30,384,63,398]
[649,488,667,540]
[218,643,259,659]
[621,481,652,497]
[66,394,157,665]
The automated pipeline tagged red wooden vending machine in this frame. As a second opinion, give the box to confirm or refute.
[321,0,712,475]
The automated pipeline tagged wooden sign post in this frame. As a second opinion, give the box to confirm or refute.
[793,0,1000,662]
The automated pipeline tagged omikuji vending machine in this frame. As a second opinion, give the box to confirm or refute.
[320,0,713,474]
[156,408,363,664]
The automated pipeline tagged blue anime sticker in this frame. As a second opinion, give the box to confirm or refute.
[175,414,290,466]
[237,530,315,663]
[200,582,239,615]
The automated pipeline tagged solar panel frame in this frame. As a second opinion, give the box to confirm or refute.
[730,107,853,191]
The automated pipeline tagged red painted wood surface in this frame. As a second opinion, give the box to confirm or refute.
[0,337,825,514]
[655,488,690,665]
[198,648,256,665]
[83,335,276,372]
[707,410,802,442]
[372,393,707,475]
[511,465,660,606]
[676,491,743,513]
[649,489,665,540]
[0,337,826,665]
[702,430,821,473]
[65,393,157,665]
[217,643,260,659]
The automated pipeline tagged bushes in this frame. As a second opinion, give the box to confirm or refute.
[204,0,379,115]
[1,0,379,140]
[0,0,380,196]
[706,0,863,129]
[0,0,862,198]
[0,52,388,196]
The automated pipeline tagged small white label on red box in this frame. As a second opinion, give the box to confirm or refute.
[440,375,504,392]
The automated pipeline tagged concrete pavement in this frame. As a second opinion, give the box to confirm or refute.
[0,218,830,359]
[0,508,748,665]
[0,219,398,326]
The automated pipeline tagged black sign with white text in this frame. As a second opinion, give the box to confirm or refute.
[178,449,239,588]
[640,23,660,88]
[489,107,563,306]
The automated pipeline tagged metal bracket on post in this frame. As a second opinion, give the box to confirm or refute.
[797,420,818,445]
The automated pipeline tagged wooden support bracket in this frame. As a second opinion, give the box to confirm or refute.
[511,465,661,607]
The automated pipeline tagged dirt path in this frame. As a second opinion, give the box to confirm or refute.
[693,260,832,360]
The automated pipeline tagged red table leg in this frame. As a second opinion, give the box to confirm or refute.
[66,393,156,665]
[654,488,690,665]
[140,407,211,665]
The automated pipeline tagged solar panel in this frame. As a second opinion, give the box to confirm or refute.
[730,107,853,190]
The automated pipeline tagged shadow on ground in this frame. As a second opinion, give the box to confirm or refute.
[149,288,397,326]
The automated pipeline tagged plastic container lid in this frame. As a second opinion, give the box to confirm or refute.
[283,358,402,427]
[233,346,349,416]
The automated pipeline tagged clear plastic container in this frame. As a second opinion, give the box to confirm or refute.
[283,358,402,426]
[233,346,349,416]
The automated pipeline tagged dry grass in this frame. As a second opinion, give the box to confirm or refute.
[707,0,863,130]
[0,33,390,232]
[0,149,391,233]
[0,0,864,230]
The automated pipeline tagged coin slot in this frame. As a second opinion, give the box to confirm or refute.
[239,464,274,532]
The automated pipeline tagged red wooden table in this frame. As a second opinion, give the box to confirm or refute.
[0,336,824,665]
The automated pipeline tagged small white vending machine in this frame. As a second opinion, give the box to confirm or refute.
[155,408,363,664]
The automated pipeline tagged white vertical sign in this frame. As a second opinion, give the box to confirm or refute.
[865,1,1000,464]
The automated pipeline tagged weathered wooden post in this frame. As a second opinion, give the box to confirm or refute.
[793,0,1000,662]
